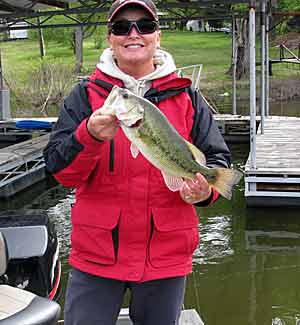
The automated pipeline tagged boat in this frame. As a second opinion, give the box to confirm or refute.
[0,209,61,324]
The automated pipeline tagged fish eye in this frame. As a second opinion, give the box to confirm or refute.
[122,92,129,99]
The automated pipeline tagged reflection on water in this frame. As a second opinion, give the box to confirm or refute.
[239,100,300,118]
[194,215,234,264]
[218,98,300,118]
[1,102,300,324]
[47,192,74,267]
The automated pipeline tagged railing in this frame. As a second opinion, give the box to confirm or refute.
[0,156,45,185]
[176,64,203,90]
[279,43,300,63]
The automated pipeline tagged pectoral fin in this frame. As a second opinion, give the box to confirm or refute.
[161,171,184,192]
[130,143,139,158]
[184,140,206,165]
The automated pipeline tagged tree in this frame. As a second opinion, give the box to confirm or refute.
[229,17,250,80]
[226,4,249,79]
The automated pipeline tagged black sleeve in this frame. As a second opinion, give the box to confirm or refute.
[188,87,231,168]
[43,81,92,174]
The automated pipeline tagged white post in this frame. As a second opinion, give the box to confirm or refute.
[0,48,11,121]
[260,0,266,134]
[37,15,46,58]
[249,1,256,170]
[232,16,237,115]
[265,3,270,117]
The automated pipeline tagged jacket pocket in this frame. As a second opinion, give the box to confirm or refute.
[71,202,120,265]
[149,207,199,268]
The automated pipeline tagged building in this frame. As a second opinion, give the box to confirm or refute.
[9,22,28,40]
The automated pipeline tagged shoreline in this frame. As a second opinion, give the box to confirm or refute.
[203,77,300,104]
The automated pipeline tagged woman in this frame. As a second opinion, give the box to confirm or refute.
[44,0,231,324]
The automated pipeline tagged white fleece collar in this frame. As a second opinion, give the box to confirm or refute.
[96,48,177,95]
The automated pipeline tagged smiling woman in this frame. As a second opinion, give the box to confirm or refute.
[107,6,161,79]
[43,0,232,324]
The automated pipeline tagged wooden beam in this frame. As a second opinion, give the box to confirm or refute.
[273,11,300,17]
[157,0,248,9]
[169,0,248,3]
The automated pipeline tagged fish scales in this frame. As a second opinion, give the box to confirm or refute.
[130,98,209,178]
[137,109,198,174]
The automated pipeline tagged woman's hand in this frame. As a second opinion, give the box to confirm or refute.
[180,173,212,204]
[87,110,119,141]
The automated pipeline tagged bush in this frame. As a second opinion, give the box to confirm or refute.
[6,61,77,116]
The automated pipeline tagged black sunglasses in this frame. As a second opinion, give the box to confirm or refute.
[109,19,158,36]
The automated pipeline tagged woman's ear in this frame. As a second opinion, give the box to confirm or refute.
[156,31,161,48]
[107,33,111,45]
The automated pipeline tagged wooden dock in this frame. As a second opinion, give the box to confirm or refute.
[244,116,300,207]
[0,134,49,198]
[214,114,259,143]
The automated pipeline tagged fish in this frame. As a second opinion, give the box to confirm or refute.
[100,85,243,200]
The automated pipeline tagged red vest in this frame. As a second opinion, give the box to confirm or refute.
[62,69,200,282]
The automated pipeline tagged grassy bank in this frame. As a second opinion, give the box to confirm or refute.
[1,30,299,116]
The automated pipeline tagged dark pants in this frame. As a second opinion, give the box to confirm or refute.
[64,268,186,325]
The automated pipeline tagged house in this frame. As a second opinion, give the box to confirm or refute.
[9,22,28,40]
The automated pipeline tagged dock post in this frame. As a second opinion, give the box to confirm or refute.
[260,0,266,134]
[265,2,270,117]
[0,49,11,121]
[37,14,46,58]
[231,15,237,115]
[249,0,256,169]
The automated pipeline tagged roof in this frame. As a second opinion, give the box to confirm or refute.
[0,0,250,17]
[0,0,73,14]
[0,1,270,31]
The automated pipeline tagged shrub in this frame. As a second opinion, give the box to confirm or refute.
[6,61,77,116]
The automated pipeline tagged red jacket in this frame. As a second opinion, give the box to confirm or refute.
[44,68,230,282]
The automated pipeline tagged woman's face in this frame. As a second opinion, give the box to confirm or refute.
[107,7,161,78]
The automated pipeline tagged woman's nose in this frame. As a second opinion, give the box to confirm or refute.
[128,25,139,36]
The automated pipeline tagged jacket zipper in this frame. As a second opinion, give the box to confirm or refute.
[109,139,115,172]
[137,80,146,97]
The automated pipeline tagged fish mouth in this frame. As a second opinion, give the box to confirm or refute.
[122,118,143,128]
[129,118,143,128]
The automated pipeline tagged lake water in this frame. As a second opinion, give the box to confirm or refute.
[1,101,300,325]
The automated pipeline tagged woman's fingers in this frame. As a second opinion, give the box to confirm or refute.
[180,173,211,204]
[87,114,119,141]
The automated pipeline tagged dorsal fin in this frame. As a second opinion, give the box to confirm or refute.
[184,140,206,165]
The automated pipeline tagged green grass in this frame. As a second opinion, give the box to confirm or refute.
[2,30,298,84]
[161,31,232,80]
[0,31,232,83]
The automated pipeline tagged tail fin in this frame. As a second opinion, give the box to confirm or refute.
[213,168,243,200]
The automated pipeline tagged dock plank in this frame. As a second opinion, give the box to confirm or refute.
[245,117,300,174]
[245,116,300,206]
[0,134,49,172]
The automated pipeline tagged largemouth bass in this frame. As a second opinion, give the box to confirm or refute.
[100,86,242,200]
